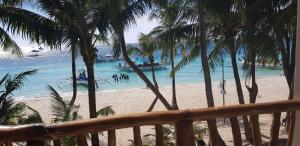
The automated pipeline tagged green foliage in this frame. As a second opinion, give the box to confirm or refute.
[47,85,81,146]
[0,70,37,125]
[132,123,207,146]
[96,106,115,117]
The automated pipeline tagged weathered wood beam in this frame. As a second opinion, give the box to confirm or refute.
[0,99,299,142]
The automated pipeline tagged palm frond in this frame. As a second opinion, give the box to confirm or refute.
[0,27,22,56]
[171,45,199,76]
[96,106,115,117]
[22,104,44,124]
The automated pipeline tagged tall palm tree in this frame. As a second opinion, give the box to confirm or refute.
[100,0,173,110]
[237,0,274,145]
[206,0,254,142]
[196,1,227,145]
[12,1,110,145]
[148,0,189,110]
[127,33,160,111]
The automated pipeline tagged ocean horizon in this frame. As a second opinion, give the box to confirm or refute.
[1,47,283,99]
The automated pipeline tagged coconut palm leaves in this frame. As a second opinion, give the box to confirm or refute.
[0,2,61,51]
[149,0,196,109]
[0,27,22,56]
[0,70,37,125]
[47,85,115,145]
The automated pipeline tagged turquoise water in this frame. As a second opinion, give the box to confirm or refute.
[0,49,283,98]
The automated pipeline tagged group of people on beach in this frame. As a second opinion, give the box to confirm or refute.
[112,73,129,82]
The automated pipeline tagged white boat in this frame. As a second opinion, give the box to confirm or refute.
[96,54,117,62]
[27,47,44,57]
[117,61,167,72]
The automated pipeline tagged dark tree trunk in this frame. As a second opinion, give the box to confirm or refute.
[279,30,296,131]
[150,56,159,89]
[246,48,262,146]
[70,45,77,106]
[117,30,173,110]
[229,42,253,143]
[269,112,281,146]
[86,62,99,146]
[170,48,179,110]
[147,56,159,112]
[197,1,226,145]
[229,117,242,146]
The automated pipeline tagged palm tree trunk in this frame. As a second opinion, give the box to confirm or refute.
[147,56,159,112]
[197,1,226,145]
[246,48,262,146]
[117,30,173,110]
[70,45,77,106]
[150,56,159,88]
[86,62,99,146]
[229,42,253,143]
[170,48,178,110]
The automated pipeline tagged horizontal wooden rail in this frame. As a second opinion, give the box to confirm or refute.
[0,99,300,142]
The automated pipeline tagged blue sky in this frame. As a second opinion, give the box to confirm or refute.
[10,14,159,53]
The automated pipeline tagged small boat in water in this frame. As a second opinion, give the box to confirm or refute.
[96,54,117,62]
[27,47,44,57]
[73,69,99,88]
[75,69,88,87]
[117,61,167,72]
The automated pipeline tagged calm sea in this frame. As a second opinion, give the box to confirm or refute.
[0,48,283,98]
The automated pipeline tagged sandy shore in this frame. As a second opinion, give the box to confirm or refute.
[20,76,289,145]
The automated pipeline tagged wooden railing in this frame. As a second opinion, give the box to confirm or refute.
[1,99,300,146]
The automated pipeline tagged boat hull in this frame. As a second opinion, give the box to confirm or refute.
[117,66,167,72]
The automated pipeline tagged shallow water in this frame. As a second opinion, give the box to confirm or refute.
[0,49,283,98]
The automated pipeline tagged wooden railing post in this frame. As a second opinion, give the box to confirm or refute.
[155,125,164,146]
[269,112,281,146]
[53,139,61,146]
[77,134,88,146]
[175,120,194,146]
[4,142,13,146]
[27,140,45,146]
[133,126,142,146]
[108,130,116,146]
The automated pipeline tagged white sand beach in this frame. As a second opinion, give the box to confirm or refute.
[20,76,290,145]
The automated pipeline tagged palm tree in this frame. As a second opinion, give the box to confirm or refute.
[127,33,160,111]
[47,85,115,146]
[0,1,61,57]
[148,0,190,110]
[0,70,37,125]
[236,0,273,145]
[10,1,111,145]
[196,1,227,145]
[100,0,173,110]
[206,0,254,142]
